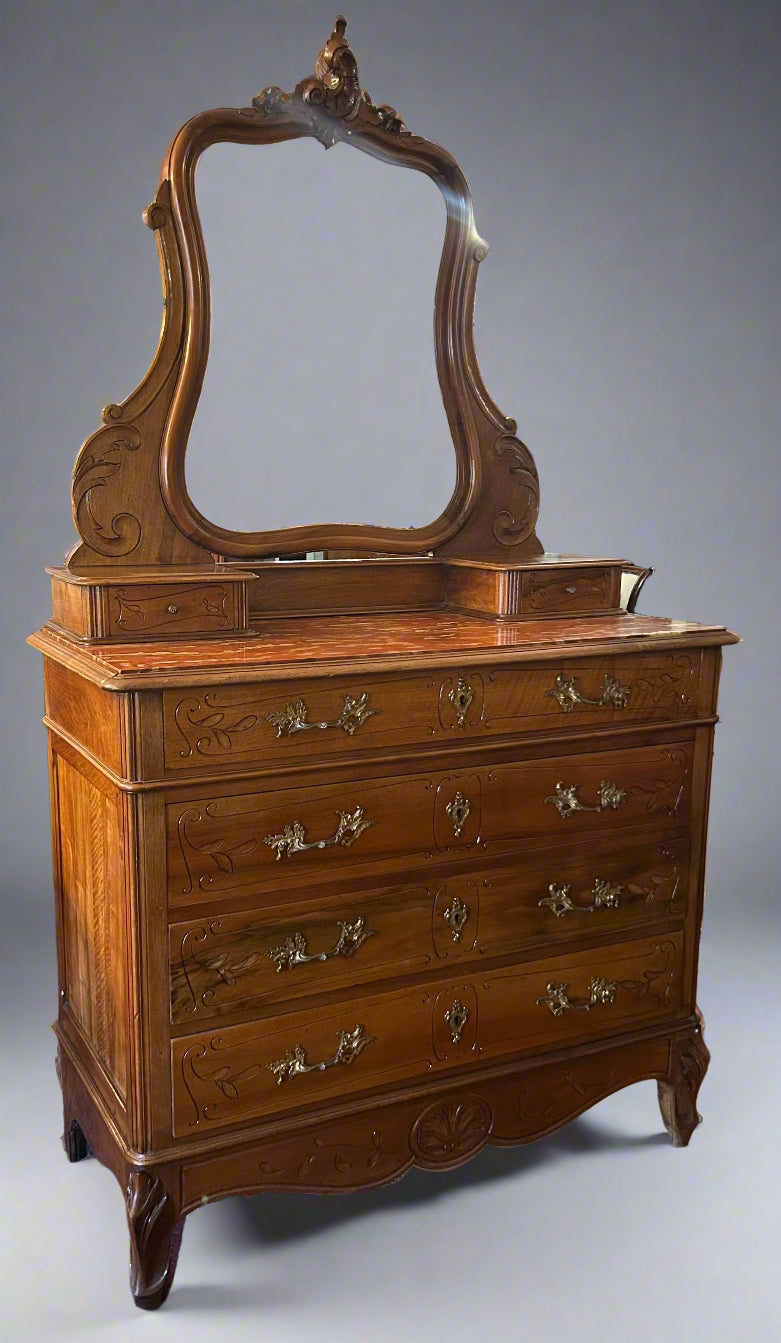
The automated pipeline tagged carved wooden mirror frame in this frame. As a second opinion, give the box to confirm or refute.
[67,16,542,570]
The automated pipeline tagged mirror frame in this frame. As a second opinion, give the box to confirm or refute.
[67,16,541,568]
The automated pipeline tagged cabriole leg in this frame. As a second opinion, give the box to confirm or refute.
[126,1169,185,1310]
[657,1013,710,1147]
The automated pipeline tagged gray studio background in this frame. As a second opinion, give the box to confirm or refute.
[2,2,779,1340]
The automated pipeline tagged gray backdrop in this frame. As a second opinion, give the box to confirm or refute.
[2,2,779,1339]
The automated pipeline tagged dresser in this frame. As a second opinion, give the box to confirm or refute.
[29,16,737,1311]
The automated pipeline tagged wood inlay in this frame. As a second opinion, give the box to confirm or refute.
[171,932,684,1135]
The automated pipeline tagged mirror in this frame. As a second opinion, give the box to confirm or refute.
[184,138,455,536]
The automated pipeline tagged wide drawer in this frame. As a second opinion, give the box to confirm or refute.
[162,651,702,773]
[169,835,688,1026]
[167,738,693,903]
[172,931,685,1136]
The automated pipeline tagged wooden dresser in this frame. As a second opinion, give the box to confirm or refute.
[29,16,737,1311]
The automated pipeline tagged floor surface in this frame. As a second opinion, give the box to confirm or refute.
[2,896,779,1343]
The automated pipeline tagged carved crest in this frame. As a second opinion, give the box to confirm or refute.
[254,15,410,145]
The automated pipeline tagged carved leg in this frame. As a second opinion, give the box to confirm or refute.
[64,1118,91,1163]
[126,1169,185,1310]
[657,1014,710,1147]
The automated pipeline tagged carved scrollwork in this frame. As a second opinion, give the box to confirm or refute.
[71,424,142,557]
[411,1096,493,1165]
[491,431,541,547]
[254,15,410,145]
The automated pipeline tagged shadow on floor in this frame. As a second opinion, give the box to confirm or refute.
[215,1112,670,1251]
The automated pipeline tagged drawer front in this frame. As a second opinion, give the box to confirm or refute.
[172,931,685,1135]
[170,836,688,1026]
[167,739,693,903]
[523,567,617,614]
[162,652,702,773]
[107,583,237,637]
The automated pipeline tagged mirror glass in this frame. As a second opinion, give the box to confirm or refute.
[185,138,455,536]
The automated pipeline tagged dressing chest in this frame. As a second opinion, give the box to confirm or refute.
[30,16,737,1310]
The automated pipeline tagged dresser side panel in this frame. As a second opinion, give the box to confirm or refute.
[44,658,125,776]
[55,751,131,1102]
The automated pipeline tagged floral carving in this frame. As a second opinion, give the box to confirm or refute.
[491,431,541,547]
[635,655,696,710]
[71,425,142,557]
[629,747,689,817]
[174,694,259,759]
[411,1096,493,1164]
[253,16,410,146]
[259,1129,387,1181]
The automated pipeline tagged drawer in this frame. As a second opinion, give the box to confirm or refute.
[172,931,685,1135]
[107,582,238,637]
[161,652,702,773]
[523,567,617,614]
[167,738,694,903]
[169,836,689,1026]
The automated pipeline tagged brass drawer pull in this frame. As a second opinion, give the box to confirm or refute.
[445,790,471,838]
[266,1024,373,1084]
[545,779,626,819]
[546,672,631,712]
[266,692,378,738]
[265,805,372,860]
[448,675,474,727]
[268,916,375,971]
[537,977,617,1017]
[539,878,624,917]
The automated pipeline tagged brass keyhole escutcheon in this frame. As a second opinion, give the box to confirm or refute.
[445,997,469,1044]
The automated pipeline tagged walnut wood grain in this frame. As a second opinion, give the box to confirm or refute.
[165,739,694,903]
[172,932,684,1136]
[161,652,702,775]
[29,10,736,1312]
[168,835,688,1026]
[54,752,131,1100]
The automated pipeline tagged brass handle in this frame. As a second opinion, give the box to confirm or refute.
[537,977,617,1017]
[539,878,624,918]
[545,779,626,819]
[445,791,471,838]
[268,917,375,971]
[266,692,378,738]
[266,1024,373,1084]
[448,676,474,727]
[546,672,631,712]
[265,805,372,860]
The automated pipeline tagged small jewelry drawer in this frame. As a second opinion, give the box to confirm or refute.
[169,835,689,1027]
[166,738,694,905]
[106,583,239,637]
[522,567,617,614]
[171,930,685,1136]
[161,651,703,774]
